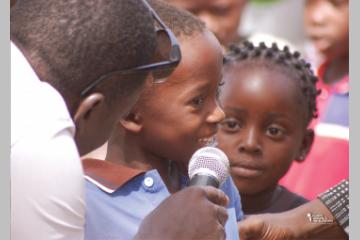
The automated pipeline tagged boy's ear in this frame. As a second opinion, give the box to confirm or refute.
[74,93,105,124]
[295,129,314,163]
[119,111,143,133]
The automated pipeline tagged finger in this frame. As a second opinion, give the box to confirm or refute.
[217,223,226,240]
[238,217,263,240]
[216,205,228,226]
[201,186,229,207]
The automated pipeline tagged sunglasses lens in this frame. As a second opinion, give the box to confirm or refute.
[149,29,178,82]
[154,29,172,61]
[152,67,175,83]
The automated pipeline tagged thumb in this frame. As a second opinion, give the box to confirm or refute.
[238,216,265,240]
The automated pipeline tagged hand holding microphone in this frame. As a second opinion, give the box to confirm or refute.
[135,147,231,240]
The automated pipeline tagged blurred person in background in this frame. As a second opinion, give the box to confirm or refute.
[280,0,349,200]
[164,0,248,47]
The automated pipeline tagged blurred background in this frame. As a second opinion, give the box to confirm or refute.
[241,0,307,53]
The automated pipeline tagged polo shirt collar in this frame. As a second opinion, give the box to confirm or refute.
[82,158,146,194]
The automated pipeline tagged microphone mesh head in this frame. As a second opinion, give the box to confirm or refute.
[188,147,230,185]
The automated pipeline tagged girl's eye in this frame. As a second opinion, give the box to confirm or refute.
[220,118,241,132]
[216,81,225,102]
[266,126,286,139]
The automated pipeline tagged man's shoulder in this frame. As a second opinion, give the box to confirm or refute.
[11,43,74,145]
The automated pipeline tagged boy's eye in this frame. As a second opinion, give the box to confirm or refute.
[220,118,241,132]
[191,96,205,107]
[266,126,286,139]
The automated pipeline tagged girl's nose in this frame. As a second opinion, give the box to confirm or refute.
[238,127,261,154]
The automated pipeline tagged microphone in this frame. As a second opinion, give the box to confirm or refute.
[188,147,230,188]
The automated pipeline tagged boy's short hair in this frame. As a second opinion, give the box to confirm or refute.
[11,0,156,102]
[149,0,205,38]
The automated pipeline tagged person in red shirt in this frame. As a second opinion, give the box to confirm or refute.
[280,0,349,200]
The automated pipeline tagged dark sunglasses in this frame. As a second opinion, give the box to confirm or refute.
[80,0,182,97]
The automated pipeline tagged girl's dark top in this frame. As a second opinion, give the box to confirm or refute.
[245,185,308,215]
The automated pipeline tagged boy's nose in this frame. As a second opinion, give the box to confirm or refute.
[238,127,261,154]
[206,103,225,124]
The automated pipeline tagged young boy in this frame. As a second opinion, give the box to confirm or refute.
[82,1,243,239]
[216,41,318,214]
[280,0,349,200]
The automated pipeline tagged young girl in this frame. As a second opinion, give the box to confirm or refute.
[82,1,243,239]
[281,0,349,200]
[217,41,319,214]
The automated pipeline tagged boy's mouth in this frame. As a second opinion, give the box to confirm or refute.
[198,135,217,147]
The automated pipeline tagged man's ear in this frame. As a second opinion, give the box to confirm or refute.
[74,93,105,124]
[295,129,314,163]
[119,111,143,133]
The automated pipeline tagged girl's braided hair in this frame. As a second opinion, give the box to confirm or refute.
[224,41,321,123]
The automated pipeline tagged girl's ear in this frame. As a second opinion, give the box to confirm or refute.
[119,111,143,133]
[295,129,314,163]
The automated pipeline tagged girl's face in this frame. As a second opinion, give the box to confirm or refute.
[304,0,349,60]
[217,66,313,195]
[135,31,225,169]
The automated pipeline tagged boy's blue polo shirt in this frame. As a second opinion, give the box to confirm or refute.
[83,158,243,240]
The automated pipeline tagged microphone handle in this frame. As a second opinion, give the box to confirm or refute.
[189,174,219,188]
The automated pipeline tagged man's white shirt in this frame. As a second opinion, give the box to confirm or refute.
[11,42,85,240]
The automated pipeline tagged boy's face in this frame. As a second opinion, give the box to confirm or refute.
[135,31,225,168]
[304,0,349,60]
[217,66,310,195]
[167,0,247,46]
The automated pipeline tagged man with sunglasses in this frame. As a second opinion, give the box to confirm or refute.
[11,0,229,239]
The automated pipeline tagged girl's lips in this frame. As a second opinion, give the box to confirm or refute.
[230,163,264,178]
